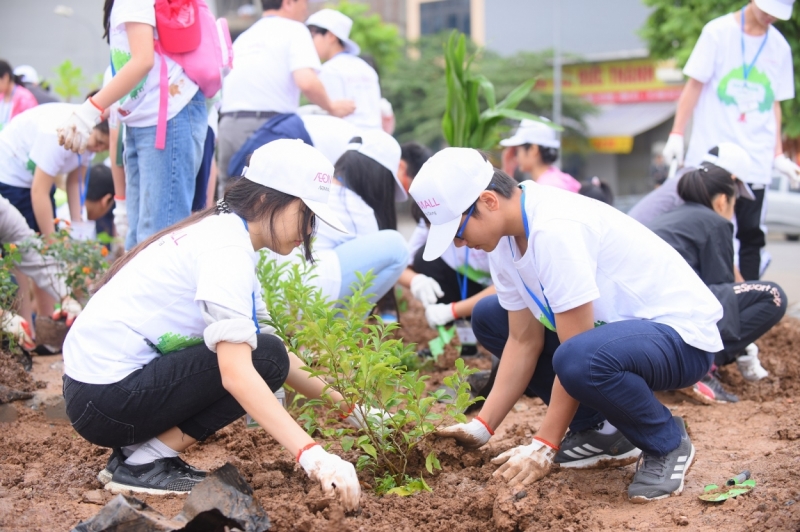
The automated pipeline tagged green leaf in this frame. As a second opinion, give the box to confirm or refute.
[361,443,378,459]
[341,436,355,452]
[425,451,442,474]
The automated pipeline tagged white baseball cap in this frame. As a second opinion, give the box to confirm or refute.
[306,9,361,55]
[13,65,38,84]
[701,142,755,200]
[499,118,560,149]
[755,0,794,20]
[409,148,494,261]
[345,129,407,201]
[242,139,348,233]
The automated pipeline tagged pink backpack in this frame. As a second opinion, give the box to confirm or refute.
[153,0,233,149]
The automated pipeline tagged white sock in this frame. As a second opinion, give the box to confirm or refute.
[596,421,618,435]
[124,437,180,466]
[121,444,141,457]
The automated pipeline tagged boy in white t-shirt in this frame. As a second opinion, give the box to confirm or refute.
[217,0,356,191]
[663,0,800,280]
[412,148,724,502]
[307,9,383,131]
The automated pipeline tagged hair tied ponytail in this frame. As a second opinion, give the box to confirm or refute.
[215,198,231,214]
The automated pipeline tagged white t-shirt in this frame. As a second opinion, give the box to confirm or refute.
[489,182,723,353]
[109,0,199,127]
[319,53,382,131]
[268,183,377,301]
[0,103,89,188]
[220,16,321,113]
[683,13,794,185]
[63,213,271,384]
[301,114,360,165]
[408,220,492,287]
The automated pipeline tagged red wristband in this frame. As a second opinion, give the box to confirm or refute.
[451,302,458,320]
[669,131,683,136]
[296,442,319,462]
[533,436,560,451]
[88,97,104,113]
[339,405,354,420]
[474,415,494,436]
[114,195,126,201]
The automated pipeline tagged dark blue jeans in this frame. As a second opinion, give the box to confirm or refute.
[63,334,289,448]
[472,296,713,456]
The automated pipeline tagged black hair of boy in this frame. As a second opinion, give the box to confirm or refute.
[400,142,433,179]
[86,165,115,202]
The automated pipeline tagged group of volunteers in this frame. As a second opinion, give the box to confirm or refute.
[0,0,796,514]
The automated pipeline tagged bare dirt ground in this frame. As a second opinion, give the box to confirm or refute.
[1,298,798,531]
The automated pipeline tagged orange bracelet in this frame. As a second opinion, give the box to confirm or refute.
[88,97,104,113]
[533,436,560,451]
[296,442,320,462]
[474,415,494,436]
[339,405,355,420]
[451,302,458,320]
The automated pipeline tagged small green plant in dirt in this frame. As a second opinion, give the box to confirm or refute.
[258,254,480,494]
[0,244,24,352]
[52,60,85,102]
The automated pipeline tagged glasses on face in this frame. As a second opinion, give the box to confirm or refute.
[455,202,476,240]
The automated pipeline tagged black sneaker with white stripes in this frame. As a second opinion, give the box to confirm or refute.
[105,457,206,495]
[554,421,641,469]
[97,447,125,485]
[628,416,695,503]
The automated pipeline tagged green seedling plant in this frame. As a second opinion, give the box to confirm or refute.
[258,253,480,494]
[52,60,85,102]
[0,244,24,353]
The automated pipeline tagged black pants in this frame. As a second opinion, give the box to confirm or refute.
[735,187,766,281]
[63,334,289,448]
[716,280,786,366]
[412,247,485,304]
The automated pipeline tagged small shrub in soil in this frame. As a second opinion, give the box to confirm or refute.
[258,255,478,494]
[0,244,26,355]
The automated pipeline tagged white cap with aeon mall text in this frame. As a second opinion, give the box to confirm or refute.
[409,148,494,261]
[499,118,560,149]
[345,129,407,201]
[242,139,349,233]
[306,9,361,55]
[755,0,794,20]
[701,142,756,201]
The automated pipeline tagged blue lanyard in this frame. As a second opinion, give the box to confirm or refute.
[454,248,470,301]
[741,7,768,80]
[237,215,261,334]
[77,155,91,207]
[508,185,556,328]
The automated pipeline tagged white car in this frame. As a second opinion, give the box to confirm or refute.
[766,173,800,241]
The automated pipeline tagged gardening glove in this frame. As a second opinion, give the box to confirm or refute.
[113,198,128,242]
[435,416,493,450]
[774,154,800,187]
[57,98,103,154]
[662,133,685,167]
[425,303,456,328]
[53,297,82,327]
[298,444,361,511]
[410,274,444,306]
[1,312,36,351]
[492,437,558,486]
[344,405,392,430]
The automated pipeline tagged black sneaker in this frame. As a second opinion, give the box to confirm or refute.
[554,421,641,469]
[628,416,695,503]
[105,457,206,495]
[97,447,125,485]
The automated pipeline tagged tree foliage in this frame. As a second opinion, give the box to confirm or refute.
[641,0,800,137]
[330,0,404,72]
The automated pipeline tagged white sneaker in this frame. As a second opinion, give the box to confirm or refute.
[736,344,768,382]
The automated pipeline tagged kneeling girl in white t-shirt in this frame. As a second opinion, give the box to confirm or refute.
[62,140,360,509]
[412,148,724,503]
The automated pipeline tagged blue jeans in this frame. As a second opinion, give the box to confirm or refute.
[472,295,713,456]
[124,90,207,249]
[334,229,409,303]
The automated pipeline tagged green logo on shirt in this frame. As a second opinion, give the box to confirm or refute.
[154,332,204,355]
[111,49,147,102]
[717,66,774,114]
[26,158,36,175]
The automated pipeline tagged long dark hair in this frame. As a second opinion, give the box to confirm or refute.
[677,163,735,210]
[103,0,114,42]
[0,60,22,86]
[334,142,397,231]
[95,178,315,290]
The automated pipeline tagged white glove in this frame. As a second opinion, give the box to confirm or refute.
[774,154,800,186]
[435,417,493,450]
[662,133,685,167]
[425,303,455,328]
[113,198,128,242]
[1,312,35,350]
[491,437,557,486]
[57,98,102,154]
[53,296,82,327]
[344,405,392,430]
[410,274,444,306]
[298,444,361,511]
